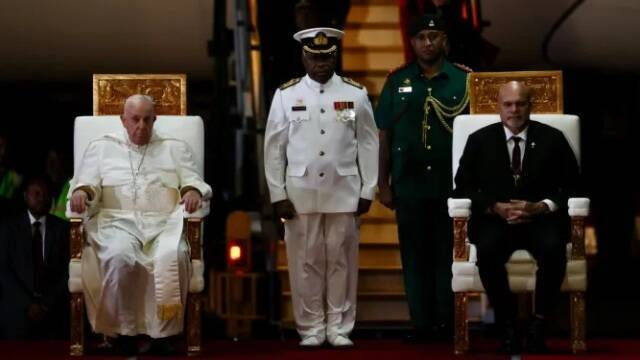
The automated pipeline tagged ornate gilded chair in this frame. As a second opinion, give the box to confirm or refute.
[67,75,206,356]
[448,71,589,355]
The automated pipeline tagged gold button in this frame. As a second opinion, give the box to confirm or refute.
[427,145,432,150]
[427,166,432,171]
[427,125,431,130]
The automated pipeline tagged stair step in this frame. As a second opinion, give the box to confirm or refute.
[279,267,405,293]
[343,28,403,48]
[359,222,398,244]
[347,5,399,25]
[344,50,405,72]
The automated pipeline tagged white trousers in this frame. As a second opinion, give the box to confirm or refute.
[284,213,358,339]
[82,209,190,338]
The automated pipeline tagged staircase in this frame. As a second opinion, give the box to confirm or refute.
[277,0,410,327]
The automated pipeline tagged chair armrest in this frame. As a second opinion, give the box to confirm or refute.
[448,198,472,218]
[568,198,590,260]
[448,198,471,261]
[568,197,590,217]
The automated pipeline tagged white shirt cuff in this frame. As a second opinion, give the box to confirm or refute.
[542,199,558,212]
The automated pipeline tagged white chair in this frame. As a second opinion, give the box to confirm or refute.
[448,114,589,355]
[67,115,207,356]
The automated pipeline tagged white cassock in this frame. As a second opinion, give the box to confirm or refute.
[69,130,211,338]
[264,73,379,339]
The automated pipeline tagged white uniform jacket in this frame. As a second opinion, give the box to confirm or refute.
[264,73,379,214]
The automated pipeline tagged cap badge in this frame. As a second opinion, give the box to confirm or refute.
[428,19,435,27]
[313,32,329,46]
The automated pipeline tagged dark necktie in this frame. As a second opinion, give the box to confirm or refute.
[511,136,522,175]
[32,221,44,294]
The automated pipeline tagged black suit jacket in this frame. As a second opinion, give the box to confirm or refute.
[454,121,580,216]
[0,212,69,339]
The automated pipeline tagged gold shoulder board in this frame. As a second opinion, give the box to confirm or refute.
[279,77,302,90]
[341,77,363,89]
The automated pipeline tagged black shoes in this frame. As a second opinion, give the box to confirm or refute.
[497,317,549,354]
[525,317,549,354]
[115,335,139,357]
[150,336,179,356]
[497,321,522,354]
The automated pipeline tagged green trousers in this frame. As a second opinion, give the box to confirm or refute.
[395,197,453,331]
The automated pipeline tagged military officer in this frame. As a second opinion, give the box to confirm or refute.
[375,14,470,341]
[264,27,378,347]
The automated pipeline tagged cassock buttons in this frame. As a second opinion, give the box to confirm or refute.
[320,108,325,113]
[319,172,325,177]
[319,151,325,156]
[320,129,325,134]
[427,165,432,171]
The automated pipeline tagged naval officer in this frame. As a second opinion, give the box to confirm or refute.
[264,27,378,347]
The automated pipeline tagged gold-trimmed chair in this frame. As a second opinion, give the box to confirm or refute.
[67,74,206,356]
[448,71,589,355]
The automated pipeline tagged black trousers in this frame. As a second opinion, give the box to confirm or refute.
[470,214,568,325]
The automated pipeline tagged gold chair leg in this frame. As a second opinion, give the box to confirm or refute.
[70,293,84,356]
[454,292,469,355]
[570,291,586,354]
[187,293,202,356]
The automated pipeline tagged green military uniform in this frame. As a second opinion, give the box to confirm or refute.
[0,169,21,200]
[375,59,469,333]
[50,179,70,220]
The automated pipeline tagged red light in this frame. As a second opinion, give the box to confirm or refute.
[229,245,242,261]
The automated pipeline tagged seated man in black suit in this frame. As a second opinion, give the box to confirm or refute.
[0,175,69,339]
[454,81,580,353]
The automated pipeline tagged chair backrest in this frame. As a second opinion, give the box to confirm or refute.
[73,115,205,177]
[451,114,581,188]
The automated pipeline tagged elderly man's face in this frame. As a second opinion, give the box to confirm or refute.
[121,101,156,145]
[498,82,531,134]
[411,30,447,64]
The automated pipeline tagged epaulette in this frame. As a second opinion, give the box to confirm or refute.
[279,77,302,90]
[386,63,411,78]
[341,76,363,89]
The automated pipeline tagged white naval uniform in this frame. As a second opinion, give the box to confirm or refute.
[264,73,379,339]
[69,130,211,338]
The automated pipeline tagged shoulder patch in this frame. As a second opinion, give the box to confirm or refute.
[279,77,302,90]
[341,76,363,89]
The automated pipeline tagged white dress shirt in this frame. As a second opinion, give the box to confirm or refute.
[503,125,557,212]
[28,211,46,258]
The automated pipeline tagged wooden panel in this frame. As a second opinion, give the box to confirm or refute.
[347,5,400,24]
[469,71,563,114]
[343,50,405,72]
[343,28,403,48]
[93,74,187,115]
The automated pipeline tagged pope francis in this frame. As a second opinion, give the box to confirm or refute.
[68,95,211,355]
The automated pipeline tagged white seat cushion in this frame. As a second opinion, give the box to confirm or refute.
[451,243,587,293]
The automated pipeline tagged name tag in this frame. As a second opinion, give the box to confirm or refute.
[291,106,307,111]
[398,86,412,93]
